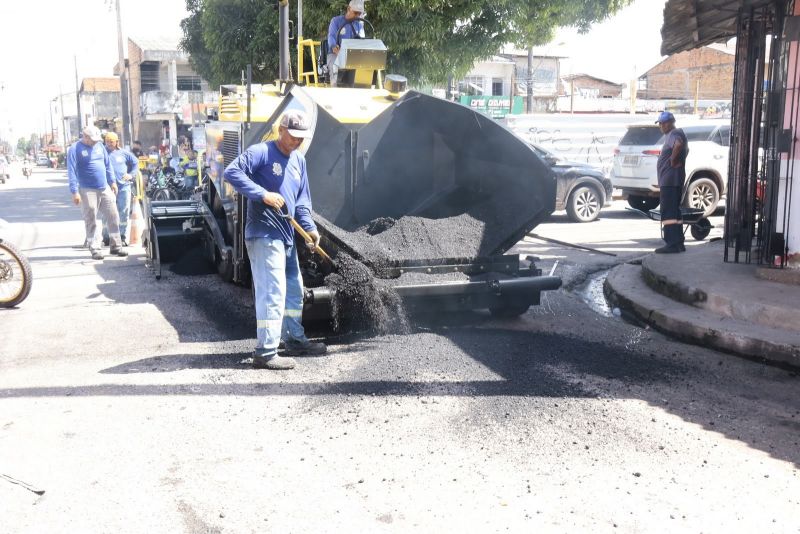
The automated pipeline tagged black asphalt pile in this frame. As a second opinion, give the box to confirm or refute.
[317,184,540,265]
[324,254,410,335]
[328,214,487,266]
[365,217,396,236]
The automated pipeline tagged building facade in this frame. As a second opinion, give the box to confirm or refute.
[126,36,216,152]
[638,44,735,101]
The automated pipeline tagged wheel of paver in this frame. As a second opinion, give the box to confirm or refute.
[627,195,659,211]
[567,184,602,223]
[489,303,530,318]
[690,218,712,241]
[0,240,33,307]
[684,177,720,217]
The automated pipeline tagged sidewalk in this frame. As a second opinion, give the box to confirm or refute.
[604,240,800,367]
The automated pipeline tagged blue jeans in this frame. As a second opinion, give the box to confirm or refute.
[102,185,131,242]
[245,237,308,355]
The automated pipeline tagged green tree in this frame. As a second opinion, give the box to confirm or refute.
[16,137,29,156]
[180,0,632,86]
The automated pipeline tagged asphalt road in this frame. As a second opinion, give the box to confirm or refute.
[1,168,798,533]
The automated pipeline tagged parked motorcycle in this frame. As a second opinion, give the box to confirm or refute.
[0,237,32,307]
[146,166,194,201]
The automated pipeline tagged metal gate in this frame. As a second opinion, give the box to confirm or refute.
[725,1,795,267]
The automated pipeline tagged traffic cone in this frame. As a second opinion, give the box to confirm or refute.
[129,199,143,246]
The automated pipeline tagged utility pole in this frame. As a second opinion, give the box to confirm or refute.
[278,0,291,83]
[527,46,534,114]
[694,79,700,115]
[115,0,131,146]
[59,87,68,148]
[48,99,55,146]
[74,55,82,131]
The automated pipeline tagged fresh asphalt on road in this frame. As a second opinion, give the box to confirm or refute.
[1,168,799,533]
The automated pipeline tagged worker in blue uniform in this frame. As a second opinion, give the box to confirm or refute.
[102,132,139,247]
[224,110,327,370]
[326,0,365,86]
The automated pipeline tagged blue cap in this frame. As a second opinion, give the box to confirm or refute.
[655,111,675,123]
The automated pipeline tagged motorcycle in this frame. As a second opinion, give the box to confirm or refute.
[0,237,32,307]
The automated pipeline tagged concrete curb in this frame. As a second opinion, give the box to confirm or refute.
[604,263,800,367]
[641,245,800,332]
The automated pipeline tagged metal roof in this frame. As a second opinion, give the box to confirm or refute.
[661,0,785,55]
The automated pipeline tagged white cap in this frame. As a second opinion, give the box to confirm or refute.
[82,125,102,142]
[279,109,312,139]
[349,0,365,12]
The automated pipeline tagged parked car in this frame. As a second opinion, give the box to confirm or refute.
[36,155,50,167]
[530,144,613,223]
[609,119,730,216]
[0,155,9,184]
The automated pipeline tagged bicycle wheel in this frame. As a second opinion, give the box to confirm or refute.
[0,240,33,307]
[153,188,177,201]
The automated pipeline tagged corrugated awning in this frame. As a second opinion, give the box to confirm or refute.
[661,0,785,55]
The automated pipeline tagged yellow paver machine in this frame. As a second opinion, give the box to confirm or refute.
[145,1,560,323]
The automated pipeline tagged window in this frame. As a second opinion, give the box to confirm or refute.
[177,75,202,91]
[459,75,485,95]
[715,126,731,147]
[492,78,504,96]
[683,126,715,142]
[619,126,664,146]
[140,62,159,92]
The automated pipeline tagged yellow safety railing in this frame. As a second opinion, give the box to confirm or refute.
[298,38,320,87]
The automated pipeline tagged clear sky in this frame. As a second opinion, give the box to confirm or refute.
[0,0,666,145]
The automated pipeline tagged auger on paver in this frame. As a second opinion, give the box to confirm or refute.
[144,1,561,321]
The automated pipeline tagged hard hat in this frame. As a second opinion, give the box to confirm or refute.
[105,132,119,142]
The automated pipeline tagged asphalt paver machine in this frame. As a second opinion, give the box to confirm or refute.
[145,2,561,323]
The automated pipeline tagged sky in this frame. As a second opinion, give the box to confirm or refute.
[0,0,666,145]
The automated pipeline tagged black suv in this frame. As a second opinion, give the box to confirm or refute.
[530,144,613,222]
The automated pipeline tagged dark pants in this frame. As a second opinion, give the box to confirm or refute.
[659,185,682,221]
[659,185,684,246]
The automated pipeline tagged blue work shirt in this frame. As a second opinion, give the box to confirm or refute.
[657,128,689,187]
[105,146,138,187]
[67,140,114,194]
[223,141,317,244]
[327,14,365,50]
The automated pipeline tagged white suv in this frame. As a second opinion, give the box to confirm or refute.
[609,119,730,216]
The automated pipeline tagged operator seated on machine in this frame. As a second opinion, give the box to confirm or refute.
[326,0,365,87]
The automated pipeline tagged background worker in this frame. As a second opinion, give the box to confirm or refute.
[181,149,200,191]
[102,132,138,247]
[223,110,326,370]
[326,0,365,87]
[654,111,689,254]
[67,126,127,260]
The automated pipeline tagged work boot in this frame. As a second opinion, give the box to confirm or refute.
[252,352,296,370]
[281,339,327,356]
[655,225,685,253]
